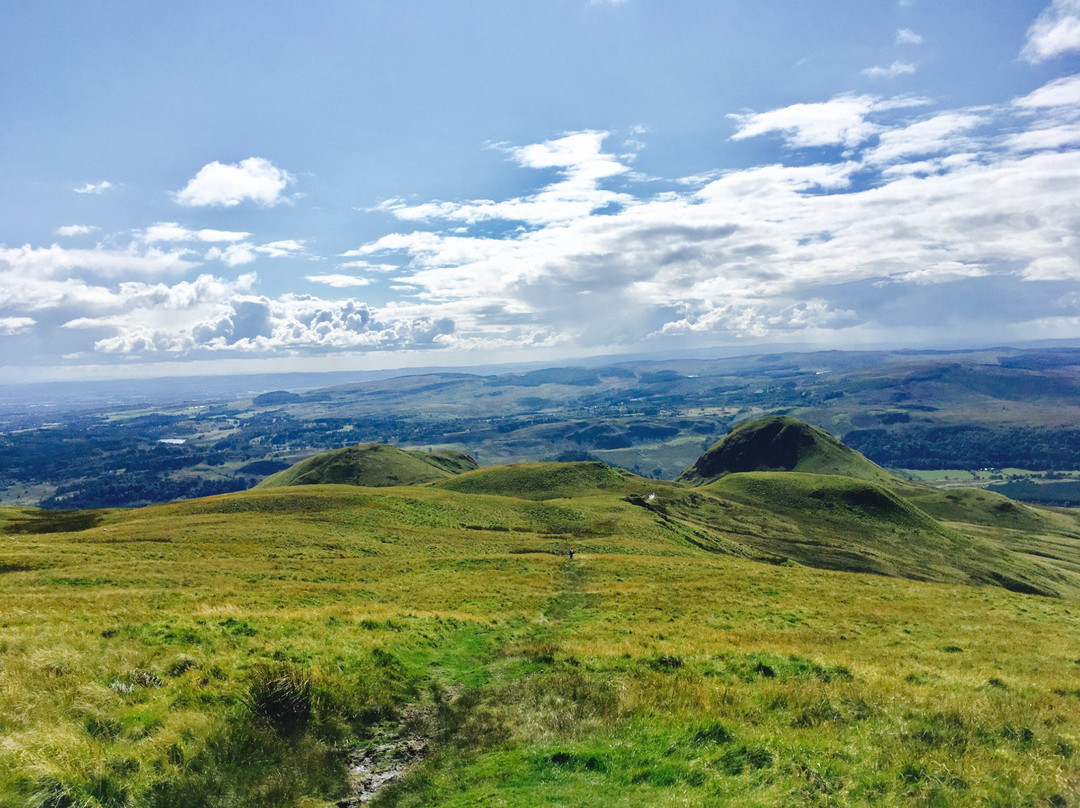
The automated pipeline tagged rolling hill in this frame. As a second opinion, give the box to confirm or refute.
[435,461,641,501]
[677,414,896,487]
[255,443,477,489]
[247,416,1080,598]
[2,415,1079,806]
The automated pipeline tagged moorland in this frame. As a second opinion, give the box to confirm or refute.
[1,414,1079,806]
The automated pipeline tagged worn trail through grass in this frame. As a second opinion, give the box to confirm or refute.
[343,559,590,805]
[541,558,590,634]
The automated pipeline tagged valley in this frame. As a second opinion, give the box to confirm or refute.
[3,346,1080,510]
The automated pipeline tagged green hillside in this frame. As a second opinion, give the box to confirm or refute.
[678,415,895,487]
[3,420,1080,806]
[435,461,642,500]
[690,473,1062,595]
[905,486,1052,530]
[2,480,1079,807]
[256,443,477,488]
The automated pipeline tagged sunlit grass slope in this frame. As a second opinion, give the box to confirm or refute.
[4,414,1080,806]
[687,472,1068,595]
[256,444,477,489]
[2,474,1080,807]
[435,461,652,501]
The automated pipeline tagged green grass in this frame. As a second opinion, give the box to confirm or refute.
[2,441,1080,805]
[435,462,645,501]
[256,444,477,489]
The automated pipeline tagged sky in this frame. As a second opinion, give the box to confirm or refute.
[1,0,1079,382]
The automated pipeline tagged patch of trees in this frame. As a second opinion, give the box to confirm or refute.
[844,426,1080,470]
[253,390,301,406]
[987,480,1080,507]
[41,474,254,510]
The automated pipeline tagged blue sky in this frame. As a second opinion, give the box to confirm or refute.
[2,0,1079,380]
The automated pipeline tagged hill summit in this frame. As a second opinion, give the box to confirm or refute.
[678,415,894,486]
[256,444,477,489]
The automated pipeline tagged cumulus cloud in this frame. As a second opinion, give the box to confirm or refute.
[56,225,98,237]
[67,289,453,355]
[7,74,1080,364]
[862,61,918,79]
[74,181,113,194]
[342,78,1080,352]
[895,28,923,45]
[173,157,294,207]
[1022,0,1080,63]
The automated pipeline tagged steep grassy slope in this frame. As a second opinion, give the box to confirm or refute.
[680,473,1067,595]
[665,416,1079,596]
[255,444,477,489]
[678,415,896,486]
[1,485,1079,807]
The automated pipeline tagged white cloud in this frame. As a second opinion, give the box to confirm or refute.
[379,131,633,225]
[336,258,400,272]
[258,239,305,257]
[345,85,1080,351]
[0,243,197,279]
[1022,0,1080,63]
[306,274,374,287]
[895,28,923,45]
[204,244,257,267]
[173,157,294,207]
[1009,75,1080,151]
[729,94,927,148]
[59,284,453,355]
[55,225,98,237]
[1013,74,1080,109]
[864,111,985,164]
[0,317,35,335]
[7,75,1080,363]
[862,61,918,79]
[142,222,251,243]
[1006,122,1080,151]
[204,239,304,267]
[73,181,113,195]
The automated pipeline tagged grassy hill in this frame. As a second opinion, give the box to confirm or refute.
[2,421,1080,806]
[695,473,1064,595]
[435,461,643,501]
[256,444,477,488]
[678,415,896,487]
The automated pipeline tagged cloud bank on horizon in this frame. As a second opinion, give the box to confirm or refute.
[1,1,1079,377]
